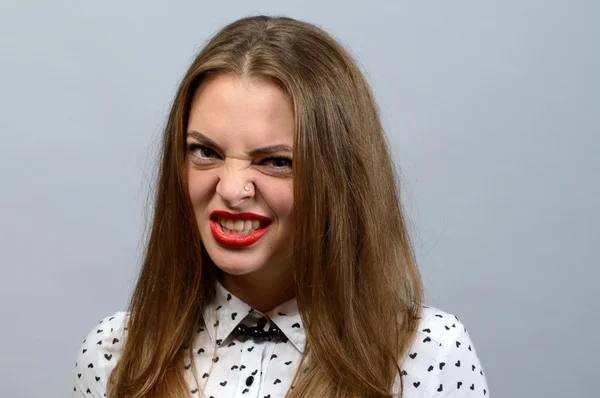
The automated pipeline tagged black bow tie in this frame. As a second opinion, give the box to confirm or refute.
[232,317,287,343]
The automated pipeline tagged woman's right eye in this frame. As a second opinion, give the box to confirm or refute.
[188,144,218,160]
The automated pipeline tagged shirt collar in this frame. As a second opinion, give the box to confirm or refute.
[202,281,306,353]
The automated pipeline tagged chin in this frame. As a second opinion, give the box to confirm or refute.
[215,262,260,276]
[205,246,262,276]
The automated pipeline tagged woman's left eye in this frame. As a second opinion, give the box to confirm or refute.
[264,157,293,170]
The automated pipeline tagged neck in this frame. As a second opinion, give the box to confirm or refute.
[221,267,295,313]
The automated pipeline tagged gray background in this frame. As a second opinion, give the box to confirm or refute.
[1,1,598,397]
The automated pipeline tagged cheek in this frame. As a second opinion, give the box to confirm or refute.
[263,181,294,221]
[187,171,215,206]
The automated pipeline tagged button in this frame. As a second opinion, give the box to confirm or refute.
[233,324,248,340]
[248,326,264,343]
[257,317,268,329]
[245,375,254,386]
[268,325,282,341]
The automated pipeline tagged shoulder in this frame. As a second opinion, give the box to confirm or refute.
[402,306,465,371]
[400,306,489,397]
[73,312,128,397]
[416,306,467,348]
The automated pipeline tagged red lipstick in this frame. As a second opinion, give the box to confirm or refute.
[209,210,272,248]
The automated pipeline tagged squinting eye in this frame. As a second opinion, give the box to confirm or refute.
[198,147,216,159]
[265,157,293,169]
[188,144,217,160]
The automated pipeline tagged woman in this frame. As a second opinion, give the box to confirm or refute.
[74,15,488,398]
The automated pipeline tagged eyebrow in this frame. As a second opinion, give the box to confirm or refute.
[187,131,293,156]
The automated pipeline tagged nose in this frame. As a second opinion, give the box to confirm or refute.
[215,159,254,208]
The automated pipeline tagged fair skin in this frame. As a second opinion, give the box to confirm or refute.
[186,73,295,312]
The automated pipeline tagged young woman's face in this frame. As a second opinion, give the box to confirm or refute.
[186,73,294,281]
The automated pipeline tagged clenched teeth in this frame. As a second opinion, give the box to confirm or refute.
[218,217,263,234]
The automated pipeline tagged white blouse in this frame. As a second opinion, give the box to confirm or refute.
[74,282,489,397]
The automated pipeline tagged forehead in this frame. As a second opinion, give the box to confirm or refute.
[187,73,294,148]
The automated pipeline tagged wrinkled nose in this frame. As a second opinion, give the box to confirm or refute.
[215,159,254,208]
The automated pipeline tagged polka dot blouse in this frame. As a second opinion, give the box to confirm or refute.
[74,282,489,397]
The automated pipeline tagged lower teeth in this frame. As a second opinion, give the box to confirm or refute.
[221,226,258,235]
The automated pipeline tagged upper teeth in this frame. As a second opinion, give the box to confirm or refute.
[218,217,262,232]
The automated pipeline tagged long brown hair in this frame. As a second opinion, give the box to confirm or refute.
[108,15,423,398]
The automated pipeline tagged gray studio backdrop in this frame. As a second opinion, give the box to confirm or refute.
[1,1,598,397]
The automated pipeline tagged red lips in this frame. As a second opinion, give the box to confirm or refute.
[209,210,272,247]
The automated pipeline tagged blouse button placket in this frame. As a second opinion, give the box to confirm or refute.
[237,337,265,397]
